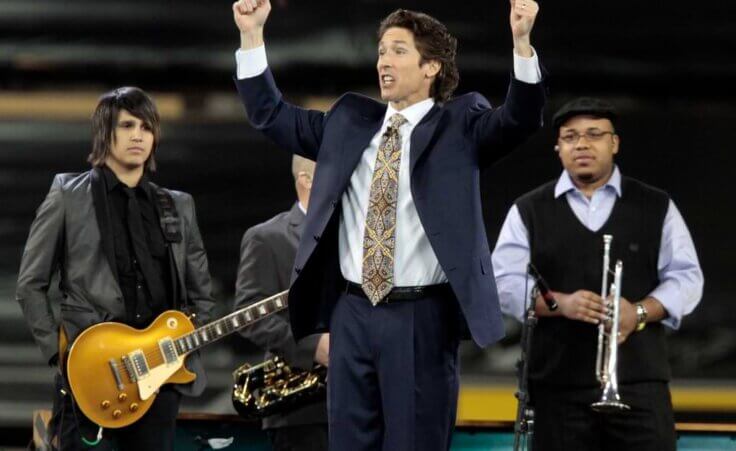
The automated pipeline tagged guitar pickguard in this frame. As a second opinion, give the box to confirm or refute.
[137,355,185,400]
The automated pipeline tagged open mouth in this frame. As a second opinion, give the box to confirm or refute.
[380,74,395,88]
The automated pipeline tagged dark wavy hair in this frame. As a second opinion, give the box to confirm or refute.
[88,87,161,172]
[378,9,459,103]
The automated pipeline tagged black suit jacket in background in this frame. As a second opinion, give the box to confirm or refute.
[234,202,327,429]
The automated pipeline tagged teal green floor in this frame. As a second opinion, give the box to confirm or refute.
[175,422,736,450]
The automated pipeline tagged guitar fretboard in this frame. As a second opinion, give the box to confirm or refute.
[173,290,288,355]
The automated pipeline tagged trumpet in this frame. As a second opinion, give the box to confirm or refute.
[591,234,630,413]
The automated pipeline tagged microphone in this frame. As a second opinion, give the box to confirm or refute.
[527,263,558,311]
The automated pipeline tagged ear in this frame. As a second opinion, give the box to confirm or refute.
[424,60,441,79]
[298,171,313,190]
[611,134,620,156]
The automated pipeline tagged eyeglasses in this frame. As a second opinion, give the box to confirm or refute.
[558,130,615,144]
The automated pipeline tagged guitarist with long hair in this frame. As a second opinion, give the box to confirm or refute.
[16,87,216,450]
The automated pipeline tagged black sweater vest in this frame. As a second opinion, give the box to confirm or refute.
[516,176,670,387]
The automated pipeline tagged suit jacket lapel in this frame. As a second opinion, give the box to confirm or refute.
[410,105,443,173]
[90,167,119,282]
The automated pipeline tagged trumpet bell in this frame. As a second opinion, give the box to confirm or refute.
[591,400,631,413]
[591,383,630,413]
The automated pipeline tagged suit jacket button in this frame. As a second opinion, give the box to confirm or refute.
[314,235,320,242]
[295,267,302,275]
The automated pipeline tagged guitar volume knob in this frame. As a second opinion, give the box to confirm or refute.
[129,403,139,412]
[118,393,128,402]
[112,409,122,419]
[100,400,111,409]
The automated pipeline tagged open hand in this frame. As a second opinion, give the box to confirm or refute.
[556,290,608,325]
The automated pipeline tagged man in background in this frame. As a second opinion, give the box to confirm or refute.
[235,155,328,451]
[493,97,704,451]
[16,87,216,450]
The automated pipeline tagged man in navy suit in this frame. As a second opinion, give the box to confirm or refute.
[231,1,545,449]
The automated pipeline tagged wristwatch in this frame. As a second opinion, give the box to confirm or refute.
[635,303,648,332]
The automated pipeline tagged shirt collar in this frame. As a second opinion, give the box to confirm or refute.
[554,165,622,198]
[383,97,435,129]
[102,165,152,199]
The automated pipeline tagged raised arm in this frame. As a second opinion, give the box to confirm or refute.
[232,0,329,161]
[232,0,270,50]
[510,0,539,58]
[468,0,545,162]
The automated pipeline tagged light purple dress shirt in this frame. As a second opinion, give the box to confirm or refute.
[492,166,704,329]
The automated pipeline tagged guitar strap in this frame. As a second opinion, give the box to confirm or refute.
[152,185,183,244]
[151,184,194,314]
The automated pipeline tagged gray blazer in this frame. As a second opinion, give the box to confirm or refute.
[234,202,326,428]
[15,168,216,396]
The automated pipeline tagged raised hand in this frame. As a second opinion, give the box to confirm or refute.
[233,0,271,36]
[509,0,539,56]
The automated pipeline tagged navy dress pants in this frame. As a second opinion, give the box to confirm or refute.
[328,289,461,451]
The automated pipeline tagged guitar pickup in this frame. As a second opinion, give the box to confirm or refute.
[158,338,178,366]
[124,350,149,380]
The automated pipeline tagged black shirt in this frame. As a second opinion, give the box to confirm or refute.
[102,166,172,328]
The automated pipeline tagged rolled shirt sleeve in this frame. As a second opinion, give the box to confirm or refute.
[492,205,534,323]
[649,200,704,329]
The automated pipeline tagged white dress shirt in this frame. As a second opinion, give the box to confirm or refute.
[237,45,543,286]
[492,166,704,328]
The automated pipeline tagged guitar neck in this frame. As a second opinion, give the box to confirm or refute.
[173,290,289,355]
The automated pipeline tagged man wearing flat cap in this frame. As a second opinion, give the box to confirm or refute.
[492,97,704,450]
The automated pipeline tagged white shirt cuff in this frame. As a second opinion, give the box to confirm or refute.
[513,47,542,84]
[235,46,269,80]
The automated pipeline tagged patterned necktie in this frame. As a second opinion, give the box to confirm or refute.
[362,113,407,304]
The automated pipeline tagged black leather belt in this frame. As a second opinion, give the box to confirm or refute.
[345,281,451,303]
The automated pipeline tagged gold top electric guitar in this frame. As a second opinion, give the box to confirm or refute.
[65,290,288,428]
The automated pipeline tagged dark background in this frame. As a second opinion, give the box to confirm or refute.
[0,0,734,436]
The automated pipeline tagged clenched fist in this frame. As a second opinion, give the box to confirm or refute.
[233,0,271,34]
[509,0,539,57]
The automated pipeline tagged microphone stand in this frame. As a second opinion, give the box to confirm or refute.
[513,264,537,451]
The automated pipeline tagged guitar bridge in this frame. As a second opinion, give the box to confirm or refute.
[108,359,125,390]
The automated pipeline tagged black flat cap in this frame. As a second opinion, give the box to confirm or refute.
[552,97,618,129]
